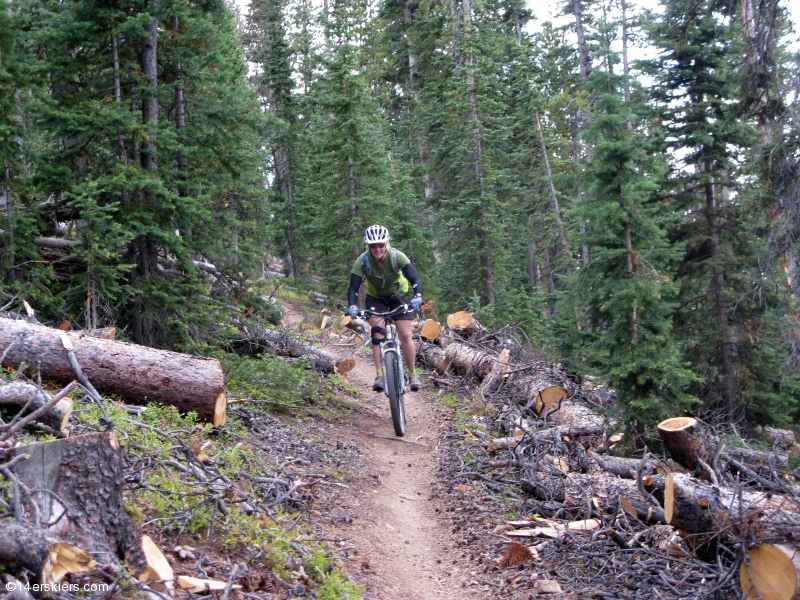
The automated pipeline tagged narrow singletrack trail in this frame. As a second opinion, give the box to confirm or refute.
[318,349,483,600]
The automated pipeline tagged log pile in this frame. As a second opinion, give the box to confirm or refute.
[414,310,800,599]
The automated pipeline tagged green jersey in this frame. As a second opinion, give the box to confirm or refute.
[352,249,411,298]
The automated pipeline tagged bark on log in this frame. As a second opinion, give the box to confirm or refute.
[7,431,145,569]
[657,417,713,477]
[0,318,227,426]
[663,472,800,535]
[740,543,800,600]
[729,446,789,471]
[0,520,96,586]
[0,380,73,432]
[230,328,336,373]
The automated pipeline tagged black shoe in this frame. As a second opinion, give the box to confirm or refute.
[409,374,421,391]
[373,376,384,392]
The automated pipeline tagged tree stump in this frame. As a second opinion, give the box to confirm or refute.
[657,417,712,475]
[7,431,144,569]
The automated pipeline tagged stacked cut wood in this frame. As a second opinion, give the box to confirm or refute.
[416,311,800,600]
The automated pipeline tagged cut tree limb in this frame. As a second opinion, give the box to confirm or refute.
[0,520,96,586]
[342,315,370,336]
[0,380,73,432]
[0,318,227,426]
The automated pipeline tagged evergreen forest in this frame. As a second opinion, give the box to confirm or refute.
[2,0,800,434]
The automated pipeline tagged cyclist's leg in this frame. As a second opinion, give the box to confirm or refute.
[396,319,415,372]
[368,314,385,370]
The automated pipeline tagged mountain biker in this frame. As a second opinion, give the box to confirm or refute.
[347,224,424,392]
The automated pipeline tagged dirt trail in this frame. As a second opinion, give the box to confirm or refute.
[320,349,482,600]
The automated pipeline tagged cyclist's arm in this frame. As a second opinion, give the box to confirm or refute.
[347,273,363,307]
[402,263,422,296]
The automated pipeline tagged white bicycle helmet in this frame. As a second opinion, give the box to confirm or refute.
[364,224,390,245]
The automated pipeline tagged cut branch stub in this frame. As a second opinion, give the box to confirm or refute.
[740,544,800,600]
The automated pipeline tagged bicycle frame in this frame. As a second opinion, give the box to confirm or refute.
[356,304,410,436]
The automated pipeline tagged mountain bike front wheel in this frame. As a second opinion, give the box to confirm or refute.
[384,352,406,437]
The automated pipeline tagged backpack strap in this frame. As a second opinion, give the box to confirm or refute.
[389,248,398,273]
[361,252,371,276]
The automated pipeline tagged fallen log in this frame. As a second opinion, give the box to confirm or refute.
[7,431,145,569]
[0,380,73,432]
[729,446,789,471]
[0,318,227,426]
[663,472,800,535]
[230,328,337,373]
[520,470,652,518]
[0,520,95,586]
[740,543,800,600]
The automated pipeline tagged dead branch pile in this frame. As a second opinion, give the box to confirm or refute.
[415,312,800,600]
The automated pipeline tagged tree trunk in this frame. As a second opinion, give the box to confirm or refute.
[7,432,145,570]
[0,319,227,425]
[0,520,95,586]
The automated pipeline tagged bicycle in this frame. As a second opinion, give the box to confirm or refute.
[351,305,412,437]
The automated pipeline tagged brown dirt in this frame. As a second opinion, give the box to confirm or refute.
[317,346,485,600]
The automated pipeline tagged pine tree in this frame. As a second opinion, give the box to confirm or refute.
[646,0,775,424]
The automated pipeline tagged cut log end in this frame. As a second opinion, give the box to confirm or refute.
[335,359,356,374]
[657,416,697,433]
[664,472,675,525]
[420,319,442,341]
[534,386,567,416]
[740,544,800,600]
[213,392,227,428]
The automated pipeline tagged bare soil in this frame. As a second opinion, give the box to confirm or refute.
[316,348,484,600]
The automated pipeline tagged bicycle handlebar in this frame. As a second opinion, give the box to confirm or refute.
[347,305,413,320]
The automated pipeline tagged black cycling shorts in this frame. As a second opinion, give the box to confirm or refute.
[365,294,415,320]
